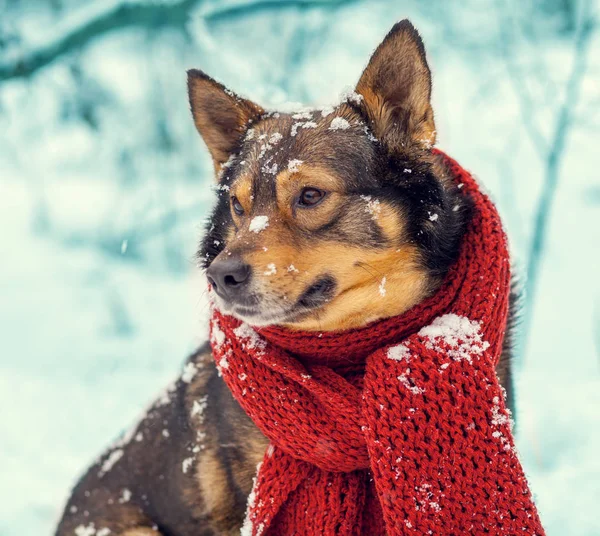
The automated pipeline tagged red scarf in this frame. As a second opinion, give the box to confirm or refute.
[209,153,545,535]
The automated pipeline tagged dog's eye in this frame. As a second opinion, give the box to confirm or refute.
[231,196,244,216]
[298,188,326,207]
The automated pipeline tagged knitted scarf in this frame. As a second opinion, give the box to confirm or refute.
[209,153,546,535]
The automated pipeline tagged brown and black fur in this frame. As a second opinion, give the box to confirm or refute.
[56,20,516,536]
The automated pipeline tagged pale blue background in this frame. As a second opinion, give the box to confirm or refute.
[1,0,599,534]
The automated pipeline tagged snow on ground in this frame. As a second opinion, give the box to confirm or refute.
[1,1,599,535]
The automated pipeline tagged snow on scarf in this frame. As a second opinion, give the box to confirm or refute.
[209,153,546,536]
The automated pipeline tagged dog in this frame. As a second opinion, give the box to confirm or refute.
[55,20,515,536]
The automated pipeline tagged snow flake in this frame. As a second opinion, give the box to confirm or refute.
[419,131,436,149]
[418,314,490,364]
[289,123,301,136]
[75,524,97,536]
[191,395,208,421]
[491,396,512,428]
[269,132,283,144]
[180,362,197,383]
[182,457,194,474]
[428,212,439,222]
[221,154,235,169]
[118,489,132,504]
[287,264,299,273]
[320,105,334,116]
[403,168,412,174]
[490,396,515,452]
[211,318,226,349]
[363,125,378,142]
[249,215,269,233]
[245,128,255,140]
[98,449,123,478]
[292,111,313,120]
[217,154,236,180]
[219,354,229,370]
[397,369,425,395]
[233,323,266,352]
[329,117,350,130]
[291,121,317,136]
[262,160,278,175]
[360,195,381,220]
[257,132,283,159]
[287,159,303,173]
[378,277,387,297]
[162,429,170,438]
[387,344,410,362]
[120,239,128,254]
[264,263,277,276]
[341,88,364,104]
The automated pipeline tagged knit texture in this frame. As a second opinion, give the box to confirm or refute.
[209,153,546,536]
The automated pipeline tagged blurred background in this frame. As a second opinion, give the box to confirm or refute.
[1,0,598,534]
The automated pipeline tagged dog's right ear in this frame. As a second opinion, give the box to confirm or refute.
[187,69,263,175]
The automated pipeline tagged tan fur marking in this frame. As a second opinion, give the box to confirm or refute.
[121,530,161,536]
[230,174,254,216]
[241,207,430,331]
[287,244,429,331]
[196,449,237,521]
[376,203,407,242]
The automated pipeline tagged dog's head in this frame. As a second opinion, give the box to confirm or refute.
[189,20,468,331]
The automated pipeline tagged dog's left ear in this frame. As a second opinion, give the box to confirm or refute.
[355,20,435,153]
[188,69,264,174]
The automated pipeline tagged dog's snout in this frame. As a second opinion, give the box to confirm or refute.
[207,258,251,299]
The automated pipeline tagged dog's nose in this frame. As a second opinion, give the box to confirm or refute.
[207,258,251,299]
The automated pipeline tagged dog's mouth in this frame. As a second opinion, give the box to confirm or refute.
[296,275,337,310]
[214,275,337,327]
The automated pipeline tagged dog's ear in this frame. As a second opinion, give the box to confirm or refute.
[355,20,435,153]
[187,69,263,173]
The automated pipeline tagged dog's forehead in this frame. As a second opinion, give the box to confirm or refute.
[232,105,377,202]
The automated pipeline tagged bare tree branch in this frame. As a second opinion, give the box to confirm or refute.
[0,0,202,82]
[523,14,595,334]
[202,0,360,24]
[0,0,359,82]
[495,0,596,363]
[496,2,549,160]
